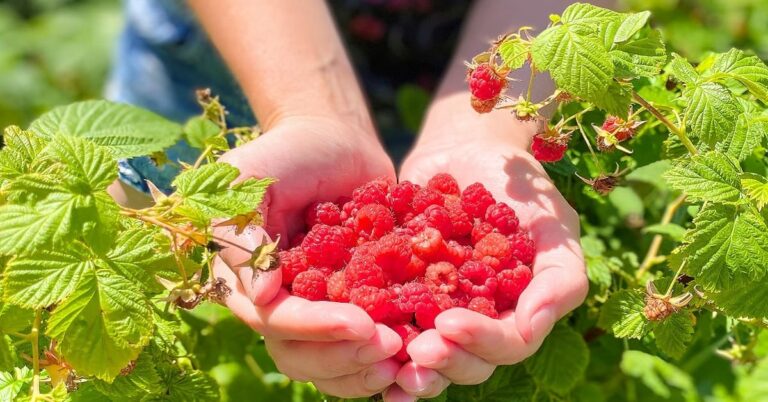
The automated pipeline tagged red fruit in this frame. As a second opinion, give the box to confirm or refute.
[444,196,473,237]
[397,282,435,314]
[399,254,428,283]
[471,221,495,245]
[352,204,395,240]
[509,230,536,265]
[345,255,387,289]
[440,240,472,267]
[531,133,568,163]
[484,202,519,235]
[471,96,498,114]
[458,261,498,298]
[392,324,421,362]
[390,181,420,216]
[302,224,355,269]
[467,297,499,318]
[496,264,533,306]
[350,286,394,322]
[602,115,638,142]
[404,213,428,234]
[467,64,506,101]
[327,270,349,302]
[353,179,391,206]
[473,232,512,270]
[292,270,328,301]
[279,248,309,286]
[427,173,460,196]
[305,202,342,227]
[425,262,459,294]
[423,204,453,238]
[461,182,495,219]
[412,187,445,213]
[411,227,444,261]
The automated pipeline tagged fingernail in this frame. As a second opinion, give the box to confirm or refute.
[529,306,556,342]
[333,327,365,340]
[364,367,394,390]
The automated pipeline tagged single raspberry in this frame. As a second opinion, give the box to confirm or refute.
[423,205,453,238]
[397,282,435,314]
[458,261,498,298]
[484,202,519,235]
[412,187,445,214]
[389,181,420,216]
[440,240,472,267]
[531,133,568,163]
[350,286,394,322]
[302,224,355,269]
[473,232,512,270]
[327,270,349,302]
[602,115,639,142]
[467,297,499,318]
[471,221,495,245]
[427,173,460,196]
[292,270,328,301]
[345,255,387,289]
[304,202,342,227]
[496,264,533,306]
[461,182,495,219]
[434,293,454,310]
[398,254,427,283]
[404,214,428,234]
[392,323,421,362]
[451,291,471,308]
[509,230,536,265]
[279,248,309,286]
[444,196,472,238]
[471,96,498,114]
[372,233,413,278]
[352,204,395,240]
[352,179,391,206]
[340,199,359,222]
[425,262,459,294]
[467,64,506,101]
[411,227,444,261]
[415,301,442,329]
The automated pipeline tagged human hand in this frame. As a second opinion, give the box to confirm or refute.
[212,116,403,397]
[387,113,587,399]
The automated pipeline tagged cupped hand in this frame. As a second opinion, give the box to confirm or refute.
[212,116,403,398]
[390,120,587,398]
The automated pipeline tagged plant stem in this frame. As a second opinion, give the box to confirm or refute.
[632,92,698,155]
[636,194,687,280]
[574,115,604,172]
[192,144,215,169]
[30,310,42,401]
[664,261,686,297]
[526,67,536,102]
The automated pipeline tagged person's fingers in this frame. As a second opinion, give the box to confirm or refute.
[310,358,400,398]
[213,260,376,341]
[406,329,496,385]
[382,385,418,402]
[264,324,401,380]
[395,361,451,398]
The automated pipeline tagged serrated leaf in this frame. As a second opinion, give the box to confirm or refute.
[103,227,170,292]
[0,127,47,181]
[597,289,648,338]
[668,54,699,85]
[149,368,219,402]
[613,11,650,43]
[664,151,741,203]
[741,173,768,210]
[561,3,621,26]
[685,82,742,145]
[29,100,182,158]
[626,160,672,188]
[620,351,696,399]
[717,113,767,161]
[709,276,768,319]
[447,365,534,402]
[498,38,529,70]
[0,367,32,402]
[610,29,667,78]
[643,223,686,242]
[174,163,239,197]
[183,117,221,150]
[591,81,632,117]
[708,48,768,102]
[43,134,117,192]
[524,325,589,394]
[653,311,694,359]
[92,352,162,400]
[0,193,81,255]
[46,270,153,381]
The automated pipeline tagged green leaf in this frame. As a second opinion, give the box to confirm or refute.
[653,311,694,359]
[524,325,589,394]
[396,85,430,133]
[708,48,768,102]
[717,113,768,161]
[738,356,768,400]
[613,11,651,43]
[43,134,117,192]
[626,160,671,189]
[597,289,649,339]
[447,365,534,402]
[684,82,742,145]
[29,100,182,158]
[92,352,162,400]
[560,3,621,26]
[664,151,742,203]
[498,37,529,70]
[3,243,92,308]
[0,367,32,402]
[709,276,768,319]
[183,117,221,150]
[0,193,81,255]
[46,270,153,381]
[610,29,667,78]
[668,54,699,85]
[620,351,697,399]
[741,173,768,210]
[103,227,170,292]
[0,336,14,371]
[150,368,220,402]
[608,187,644,219]
[590,81,632,117]
[0,127,47,181]
[643,223,686,242]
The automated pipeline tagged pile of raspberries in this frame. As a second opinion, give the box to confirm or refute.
[279,173,534,361]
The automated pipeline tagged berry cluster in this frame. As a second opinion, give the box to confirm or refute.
[279,173,535,361]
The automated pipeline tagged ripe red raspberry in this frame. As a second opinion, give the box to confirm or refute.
[412,187,445,214]
[352,179,391,206]
[425,262,459,294]
[390,181,420,216]
[427,173,460,196]
[398,254,427,283]
[340,199,359,222]
[440,240,472,267]
[473,232,512,270]
[327,270,349,302]
[531,133,568,163]
[372,233,412,278]
[350,286,394,322]
[345,255,387,289]
[411,227,444,261]
[351,203,395,240]
[458,261,498,298]
[443,196,472,238]
[302,224,355,269]
[471,96,498,114]
[397,282,435,314]
[602,115,638,142]
[467,64,506,101]
[509,230,536,265]
[305,202,342,227]
[496,264,533,305]
[484,202,519,235]
[423,205,453,238]
[467,297,499,318]
[279,248,309,286]
[292,270,328,301]
[461,182,495,219]
[391,323,421,362]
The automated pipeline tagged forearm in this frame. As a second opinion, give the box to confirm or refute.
[188,0,373,134]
